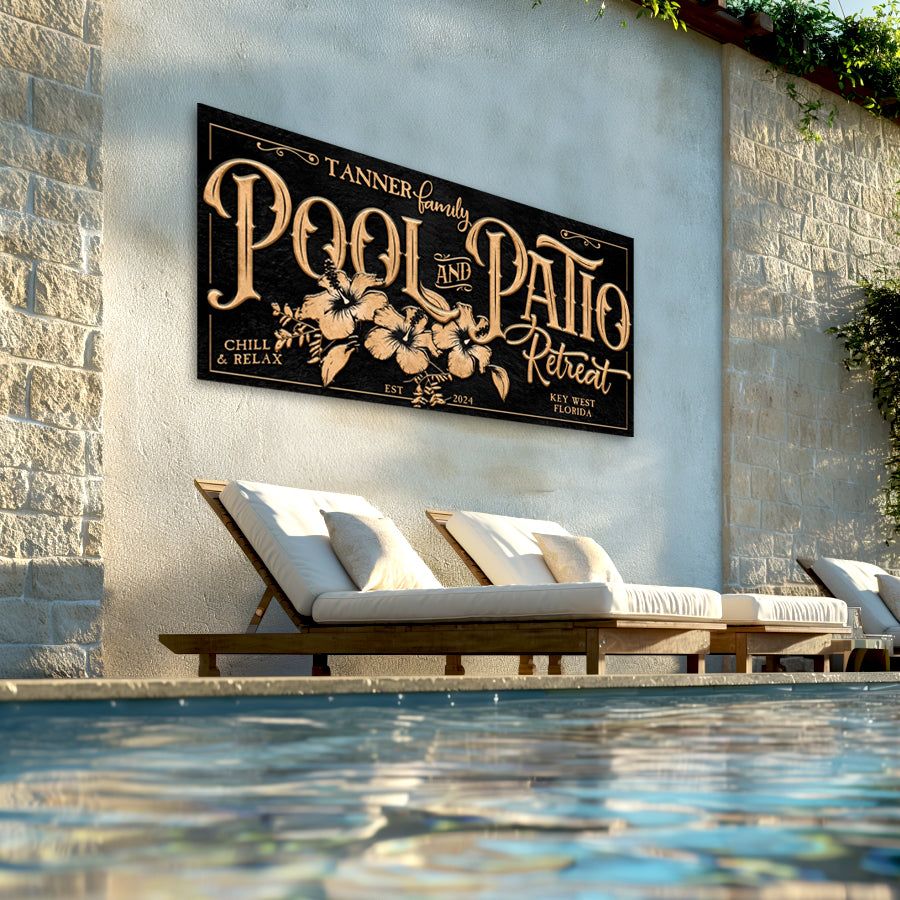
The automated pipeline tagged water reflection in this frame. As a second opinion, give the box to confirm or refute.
[1,685,899,898]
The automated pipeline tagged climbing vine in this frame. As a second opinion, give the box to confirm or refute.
[828,277,900,542]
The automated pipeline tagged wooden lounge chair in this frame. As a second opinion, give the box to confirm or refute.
[427,509,849,674]
[797,556,899,671]
[159,480,727,676]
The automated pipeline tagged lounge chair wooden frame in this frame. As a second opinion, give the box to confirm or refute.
[425,510,848,675]
[159,481,726,677]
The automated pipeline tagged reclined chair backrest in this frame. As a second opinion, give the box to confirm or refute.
[810,557,899,637]
[220,480,383,617]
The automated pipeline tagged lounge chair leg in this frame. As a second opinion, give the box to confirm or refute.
[586,631,605,675]
[548,654,563,676]
[518,654,535,675]
[686,654,705,674]
[445,654,465,675]
[814,654,829,673]
[199,653,220,677]
[311,653,331,676]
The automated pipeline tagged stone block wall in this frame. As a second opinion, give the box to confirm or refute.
[0,0,103,675]
[722,44,900,593]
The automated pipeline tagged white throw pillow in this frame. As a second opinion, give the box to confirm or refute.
[534,533,623,584]
[877,573,900,623]
[321,510,441,592]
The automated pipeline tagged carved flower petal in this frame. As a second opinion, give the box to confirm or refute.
[364,327,400,361]
[395,345,431,375]
[318,307,357,341]
[354,289,390,323]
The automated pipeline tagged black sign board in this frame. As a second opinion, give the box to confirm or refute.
[198,105,634,435]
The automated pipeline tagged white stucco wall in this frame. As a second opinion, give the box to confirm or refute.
[102,0,723,677]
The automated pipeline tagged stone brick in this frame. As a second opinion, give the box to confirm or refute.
[761,501,801,533]
[0,642,89,678]
[0,559,27,602]
[833,481,867,513]
[732,220,779,257]
[739,555,768,588]
[33,79,102,145]
[83,518,101,556]
[84,430,101,476]
[0,418,86,475]
[800,474,833,509]
[0,211,82,266]
[737,168,779,204]
[729,497,761,528]
[0,252,30,307]
[731,339,775,376]
[89,47,101,96]
[86,233,101,274]
[849,208,879,239]
[780,444,814,475]
[0,14,92,88]
[750,466,779,501]
[761,203,803,240]
[780,472,801,505]
[800,505,835,540]
[0,597,51,643]
[0,510,81,557]
[794,161,828,194]
[0,354,28,416]
[28,470,84,515]
[0,0,85,36]
[752,317,784,347]
[34,261,102,325]
[52,600,101,644]
[33,177,102,230]
[0,122,91,186]
[29,365,102,430]
[777,183,814,218]
[813,194,848,227]
[758,408,786,441]
[32,557,102,601]
[818,392,853,426]
[83,475,101,516]
[729,133,757,170]
[85,329,101,370]
[728,462,752,498]
[733,434,780,469]
[797,217,827,249]
[756,145,795,183]
[739,373,785,411]
[779,233,811,270]
[818,421,861,455]
[0,308,89,366]
[0,167,28,214]
[0,66,28,124]
[786,383,815,417]
[0,466,28,508]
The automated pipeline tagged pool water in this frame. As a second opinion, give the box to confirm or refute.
[2,683,900,899]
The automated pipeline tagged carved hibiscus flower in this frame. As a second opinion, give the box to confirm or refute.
[364,306,437,375]
[431,304,492,378]
[300,263,388,340]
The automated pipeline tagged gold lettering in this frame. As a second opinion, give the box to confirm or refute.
[350,207,401,285]
[291,196,347,280]
[466,217,527,343]
[523,251,559,331]
[596,282,631,351]
[534,235,605,337]
[202,158,291,310]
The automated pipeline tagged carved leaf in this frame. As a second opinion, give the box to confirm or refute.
[321,343,355,386]
[489,365,510,402]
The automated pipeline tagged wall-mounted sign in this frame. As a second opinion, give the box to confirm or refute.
[198,104,634,435]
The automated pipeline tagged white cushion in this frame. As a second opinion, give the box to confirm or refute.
[321,510,441,592]
[722,593,848,626]
[445,509,571,585]
[877,573,900,623]
[811,557,895,636]
[311,582,722,624]
[534,533,623,584]
[220,480,383,617]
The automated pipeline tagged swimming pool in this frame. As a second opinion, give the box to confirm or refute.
[2,682,900,898]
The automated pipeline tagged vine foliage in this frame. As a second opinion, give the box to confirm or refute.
[828,277,900,542]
